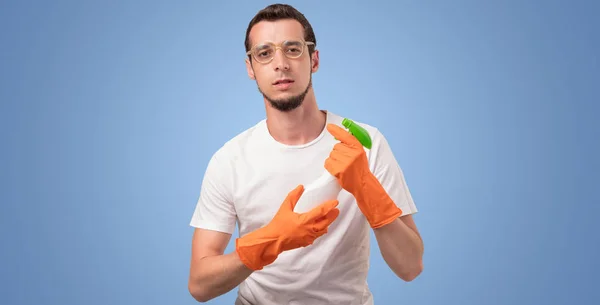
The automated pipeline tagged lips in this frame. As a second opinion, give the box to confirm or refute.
[273,79,294,85]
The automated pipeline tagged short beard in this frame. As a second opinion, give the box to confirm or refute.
[259,74,312,112]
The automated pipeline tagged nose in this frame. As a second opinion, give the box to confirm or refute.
[272,48,290,71]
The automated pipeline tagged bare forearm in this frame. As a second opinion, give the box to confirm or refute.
[188,251,253,302]
[374,217,424,281]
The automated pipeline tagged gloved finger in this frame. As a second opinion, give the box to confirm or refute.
[313,207,340,233]
[324,156,344,176]
[325,150,343,166]
[305,199,339,222]
[285,184,305,210]
[327,124,361,147]
[332,142,358,157]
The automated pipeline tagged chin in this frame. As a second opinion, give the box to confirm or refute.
[271,90,298,98]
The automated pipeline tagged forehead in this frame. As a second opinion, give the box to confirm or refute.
[248,19,305,46]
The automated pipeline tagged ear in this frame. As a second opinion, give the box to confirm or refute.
[310,49,320,73]
[245,57,255,80]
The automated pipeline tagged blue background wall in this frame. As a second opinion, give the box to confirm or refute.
[1,0,598,304]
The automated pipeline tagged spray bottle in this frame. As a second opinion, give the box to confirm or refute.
[293,118,372,214]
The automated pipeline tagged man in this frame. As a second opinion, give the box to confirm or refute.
[188,4,423,304]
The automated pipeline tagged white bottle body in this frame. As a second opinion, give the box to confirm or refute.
[293,171,342,214]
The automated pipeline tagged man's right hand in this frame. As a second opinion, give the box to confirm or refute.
[235,185,340,271]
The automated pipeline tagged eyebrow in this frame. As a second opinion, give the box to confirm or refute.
[253,38,305,45]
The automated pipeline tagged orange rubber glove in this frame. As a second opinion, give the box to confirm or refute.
[324,123,403,229]
[235,185,340,271]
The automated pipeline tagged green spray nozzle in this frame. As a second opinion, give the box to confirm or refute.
[342,118,372,149]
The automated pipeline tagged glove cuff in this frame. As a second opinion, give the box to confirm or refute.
[235,228,282,271]
[354,173,403,229]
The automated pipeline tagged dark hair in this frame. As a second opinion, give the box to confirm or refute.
[244,4,317,60]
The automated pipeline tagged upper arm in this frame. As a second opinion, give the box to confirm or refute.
[191,228,232,262]
[189,228,232,286]
[190,152,237,234]
[369,128,418,216]
[189,151,237,273]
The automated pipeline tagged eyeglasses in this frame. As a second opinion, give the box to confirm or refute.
[247,40,315,64]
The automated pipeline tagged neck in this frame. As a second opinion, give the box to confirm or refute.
[264,91,326,145]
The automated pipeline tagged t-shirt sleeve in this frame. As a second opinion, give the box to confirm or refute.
[189,152,237,234]
[369,129,418,216]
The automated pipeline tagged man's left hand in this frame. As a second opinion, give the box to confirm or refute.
[324,123,370,196]
[324,123,403,229]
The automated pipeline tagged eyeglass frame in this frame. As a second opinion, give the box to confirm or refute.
[246,40,315,64]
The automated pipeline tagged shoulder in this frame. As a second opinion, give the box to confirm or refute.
[325,110,398,168]
[326,110,387,147]
[209,119,267,164]
[200,120,267,193]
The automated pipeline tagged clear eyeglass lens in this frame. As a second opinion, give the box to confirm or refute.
[253,41,305,62]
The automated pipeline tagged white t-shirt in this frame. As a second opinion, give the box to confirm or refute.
[190,110,417,305]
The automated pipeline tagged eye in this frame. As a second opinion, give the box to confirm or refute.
[256,48,273,58]
[283,42,303,55]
